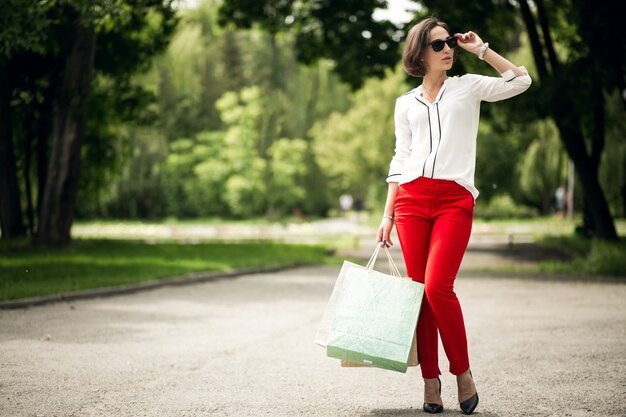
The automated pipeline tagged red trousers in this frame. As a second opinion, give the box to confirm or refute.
[394,177,474,378]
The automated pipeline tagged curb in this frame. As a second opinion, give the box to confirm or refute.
[0,264,304,310]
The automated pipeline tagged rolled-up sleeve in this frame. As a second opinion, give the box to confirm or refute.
[468,66,532,102]
[387,97,411,183]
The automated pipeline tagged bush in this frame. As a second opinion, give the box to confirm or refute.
[474,194,538,220]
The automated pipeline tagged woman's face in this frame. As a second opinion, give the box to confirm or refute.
[423,26,455,74]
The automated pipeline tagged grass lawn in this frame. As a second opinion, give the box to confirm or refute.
[535,236,626,277]
[0,239,338,301]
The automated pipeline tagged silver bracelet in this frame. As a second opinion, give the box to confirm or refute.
[382,216,394,221]
[478,42,489,60]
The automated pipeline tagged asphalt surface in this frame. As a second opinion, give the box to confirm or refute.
[1,246,625,417]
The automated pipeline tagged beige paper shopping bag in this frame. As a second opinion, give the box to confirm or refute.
[340,332,418,367]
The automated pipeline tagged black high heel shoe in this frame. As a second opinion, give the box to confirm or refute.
[459,371,479,415]
[423,377,444,414]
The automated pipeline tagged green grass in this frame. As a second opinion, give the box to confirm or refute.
[535,236,626,277]
[0,239,338,301]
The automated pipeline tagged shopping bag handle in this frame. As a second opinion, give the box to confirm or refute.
[364,243,382,270]
[365,244,402,278]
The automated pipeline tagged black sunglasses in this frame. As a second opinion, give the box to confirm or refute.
[428,36,457,52]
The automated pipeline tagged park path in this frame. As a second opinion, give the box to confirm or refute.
[1,242,625,417]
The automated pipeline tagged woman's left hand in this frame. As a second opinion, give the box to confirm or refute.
[454,31,485,55]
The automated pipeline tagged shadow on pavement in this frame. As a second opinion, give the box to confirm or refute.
[465,242,570,263]
[362,409,501,417]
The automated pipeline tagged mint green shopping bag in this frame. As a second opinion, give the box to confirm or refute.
[326,246,424,373]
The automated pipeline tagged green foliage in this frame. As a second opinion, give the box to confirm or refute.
[474,194,538,220]
[0,239,335,301]
[215,86,267,217]
[312,67,409,211]
[104,77,334,218]
[96,4,351,219]
[267,138,308,215]
[585,240,626,276]
[599,91,626,218]
[0,0,52,59]
[474,34,538,202]
[474,109,534,203]
[104,127,169,218]
[93,1,178,76]
[218,0,401,89]
[76,74,158,218]
[517,120,567,212]
[11,0,620,225]
[3,0,179,231]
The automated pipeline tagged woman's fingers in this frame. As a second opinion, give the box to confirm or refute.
[382,227,393,247]
[377,224,394,247]
[376,227,384,244]
[455,31,478,43]
[455,32,469,42]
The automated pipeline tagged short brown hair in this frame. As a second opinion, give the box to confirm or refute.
[402,17,456,77]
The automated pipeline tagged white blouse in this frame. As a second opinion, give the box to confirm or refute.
[387,67,532,199]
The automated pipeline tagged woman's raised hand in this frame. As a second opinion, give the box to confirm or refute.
[454,31,485,55]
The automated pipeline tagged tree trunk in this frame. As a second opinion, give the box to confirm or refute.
[0,66,26,239]
[535,0,559,73]
[22,86,47,237]
[23,116,35,236]
[518,0,549,79]
[580,81,607,235]
[34,23,96,248]
[622,182,626,218]
[519,0,617,241]
[553,117,617,240]
[37,99,51,224]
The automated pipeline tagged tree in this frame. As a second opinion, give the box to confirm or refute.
[312,68,408,210]
[515,0,622,239]
[36,19,97,247]
[517,120,566,213]
[95,4,352,219]
[0,64,26,239]
[267,138,309,215]
[0,0,178,246]
[218,0,401,89]
[0,0,50,239]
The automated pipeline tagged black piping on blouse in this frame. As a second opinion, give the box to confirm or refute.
[431,102,443,178]
[429,87,447,177]
[415,98,432,177]
[415,85,447,178]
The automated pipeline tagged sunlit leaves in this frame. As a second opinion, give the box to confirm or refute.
[312,66,409,206]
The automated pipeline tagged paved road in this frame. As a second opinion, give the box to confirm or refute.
[1,249,625,416]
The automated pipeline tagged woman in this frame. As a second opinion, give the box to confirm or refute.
[376,17,531,415]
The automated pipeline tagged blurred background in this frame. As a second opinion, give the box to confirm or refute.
[0,0,624,249]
